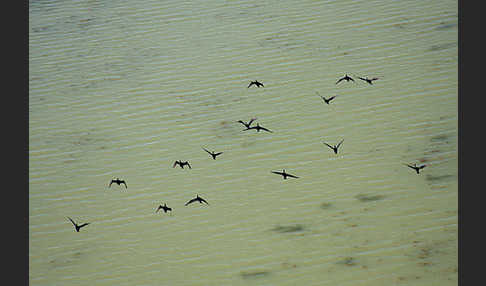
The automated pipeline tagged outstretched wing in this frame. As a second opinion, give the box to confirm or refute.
[67,217,77,227]
[287,173,299,179]
[214,152,223,157]
[186,162,192,169]
[260,126,273,133]
[185,198,196,206]
[122,181,127,188]
[272,171,284,176]
[248,82,255,88]
[173,161,178,168]
[199,197,209,205]
[404,163,415,169]
[156,205,162,213]
[78,223,90,229]
[323,142,334,150]
[336,139,344,149]
[109,180,114,187]
[202,147,211,155]
[418,164,427,169]
[248,118,256,126]
[336,77,344,84]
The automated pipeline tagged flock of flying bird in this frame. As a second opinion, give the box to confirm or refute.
[66,73,427,232]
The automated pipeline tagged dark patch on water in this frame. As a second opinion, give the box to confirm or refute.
[240,270,271,279]
[425,174,454,182]
[355,194,385,202]
[428,42,457,52]
[272,224,305,233]
[320,202,333,209]
[430,134,450,142]
[435,22,457,30]
[336,257,358,266]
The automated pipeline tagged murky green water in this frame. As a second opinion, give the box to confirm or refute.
[30,0,457,285]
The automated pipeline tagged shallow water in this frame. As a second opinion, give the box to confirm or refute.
[30,0,457,285]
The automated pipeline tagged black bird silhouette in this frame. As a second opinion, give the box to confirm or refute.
[237,118,257,129]
[173,160,191,169]
[67,217,90,232]
[271,169,299,179]
[323,139,344,154]
[404,163,427,174]
[185,194,209,206]
[358,76,379,85]
[248,80,264,88]
[243,123,273,133]
[336,74,354,84]
[317,92,338,104]
[202,147,223,160]
[109,178,127,188]
[156,203,172,213]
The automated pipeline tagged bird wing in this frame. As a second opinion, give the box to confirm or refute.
[261,126,272,133]
[419,165,427,169]
[272,171,284,176]
[248,82,254,88]
[109,180,113,187]
[122,181,127,188]
[336,139,344,149]
[323,142,334,149]
[202,148,211,155]
[156,205,162,213]
[199,197,209,205]
[404,163,415,169]
[248,118,256,126]
[78,223,90,229]
[185,198,196,206]
[173,161,179,168]
[336,78,344,84]
[358,77,366,81]
[186,162,192,169]
[214,152,223,156]
[258,82,264,87]
[287,173,299,178]
[67,217,77,227]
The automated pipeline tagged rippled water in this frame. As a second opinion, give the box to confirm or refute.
[29,0,458,285]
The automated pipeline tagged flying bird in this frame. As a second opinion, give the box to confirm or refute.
[156,203,172,213]
[243,123,273,133]
[336,74,354,84]
[248,80,264,88]
[317,92,338,104]
[185,195,209,206]
[357,76,379,85]
[109,178,127,188]
[404,163,427,174]
[173,160,191,169]
[67,217,90,232]
[237,118,257,129]
[323,139,344,154]
[202,147,223,160]
[271,169,299,179]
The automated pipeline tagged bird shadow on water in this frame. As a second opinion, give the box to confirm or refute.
[354,194,386,202]
[271,224,306,234]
